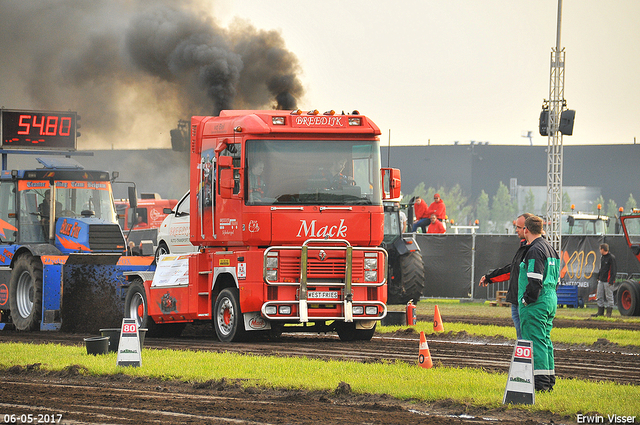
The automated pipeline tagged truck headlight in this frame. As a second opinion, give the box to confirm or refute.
[266,269,278,281]
[365,270,377,282]
[265,306,277,315]
[352,306,364,315]
[279,305,291,315]
[364,257,377,270]
[365,306,378,315]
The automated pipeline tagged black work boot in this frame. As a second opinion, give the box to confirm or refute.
[591,307,604,317]
[606,308,612,317]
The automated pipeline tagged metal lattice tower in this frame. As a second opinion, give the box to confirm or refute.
[545,0,564,252]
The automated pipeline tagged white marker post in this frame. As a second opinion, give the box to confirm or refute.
[503,339,535,405]
[116,318,141,367]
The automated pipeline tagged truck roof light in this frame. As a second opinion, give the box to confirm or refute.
[348,117,362,126]
[234,126,242,132]
[351,110,360,115]
[272,117,285,125]
[290,109,302,115]
[307,109,319,115]
[323,110,335,116]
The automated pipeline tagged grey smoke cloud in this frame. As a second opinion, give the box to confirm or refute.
[0,1,304,148]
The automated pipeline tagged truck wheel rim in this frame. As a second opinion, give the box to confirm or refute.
[129,293,145,327]
[217,298,234,335]
[16,271,34,319]
[621,290,632,310]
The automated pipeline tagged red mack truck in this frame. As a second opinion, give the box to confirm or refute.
[124,109,401,341]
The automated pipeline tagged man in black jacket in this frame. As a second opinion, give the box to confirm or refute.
[479,212,533,340]
[592,243,617,317]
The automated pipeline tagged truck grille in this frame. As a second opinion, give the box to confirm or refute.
[279,254,365,282]
[88,224,126,251]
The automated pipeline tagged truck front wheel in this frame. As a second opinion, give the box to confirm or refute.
[213,288,245,342]
[335,321,376,341]
[617,280,640,316]
[9,254,43,331]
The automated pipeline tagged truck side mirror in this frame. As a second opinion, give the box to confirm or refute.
[381,168,402,200]
[219,168,234,198]
[218,156,234,199]
[128,186,138,209]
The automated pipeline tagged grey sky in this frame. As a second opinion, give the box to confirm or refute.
[219,0,640,146]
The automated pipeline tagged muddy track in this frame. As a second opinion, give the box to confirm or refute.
[0,369,565,425]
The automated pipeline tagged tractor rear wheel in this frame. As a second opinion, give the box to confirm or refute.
[396,251,425,305]
[9,254,43,331]
[617,280,640,316]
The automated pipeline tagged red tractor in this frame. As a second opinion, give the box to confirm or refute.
[618,212,640,315]
[124,110,401,341]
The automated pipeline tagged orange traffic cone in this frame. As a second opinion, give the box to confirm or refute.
[418,331,433,369]
[433,305,444,332]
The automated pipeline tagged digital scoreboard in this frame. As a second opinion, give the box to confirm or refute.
[1,109,78,150]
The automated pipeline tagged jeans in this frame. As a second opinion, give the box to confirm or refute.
[412,218,429,233]
[511,303,522,340]
[596,280,615,308]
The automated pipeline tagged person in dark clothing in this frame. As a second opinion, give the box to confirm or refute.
[592,243,617,317]
[518,215,559,392]
[479,212,533,340]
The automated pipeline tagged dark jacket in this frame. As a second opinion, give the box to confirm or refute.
[598,252,617,285]
[485,240,530,305]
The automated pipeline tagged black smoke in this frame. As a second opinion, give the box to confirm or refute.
[0,1,304,148]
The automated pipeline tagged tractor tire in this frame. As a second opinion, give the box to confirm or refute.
[9,254,43,331]
[617,280,640,316]
[213,288,246,342]
[388,251,425,305]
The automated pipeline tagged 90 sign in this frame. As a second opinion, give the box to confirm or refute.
[1,109,78,150]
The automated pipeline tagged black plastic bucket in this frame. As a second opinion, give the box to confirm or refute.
[84,336,109,355]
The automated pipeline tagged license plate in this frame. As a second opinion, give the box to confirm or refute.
[308,291,339,299]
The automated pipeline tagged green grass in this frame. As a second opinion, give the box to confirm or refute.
[1,342,639,417]
[378,321,640,347]
[391,298,640,321]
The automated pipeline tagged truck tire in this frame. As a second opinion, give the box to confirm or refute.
[335,322,376,341]
[213,288,246,342]
[617,280,640,316]
[124,279,185,337]
[388,251,425,305]
[9,254,43,331]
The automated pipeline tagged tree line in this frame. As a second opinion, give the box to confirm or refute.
[402,182,638,234]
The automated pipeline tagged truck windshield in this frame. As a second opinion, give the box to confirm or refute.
[53,181,117,223]
[246,139,382,206]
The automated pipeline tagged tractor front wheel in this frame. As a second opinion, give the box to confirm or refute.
[9,254,43,331]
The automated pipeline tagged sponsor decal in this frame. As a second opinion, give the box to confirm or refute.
[0,283,8,306]
[219,218,238,236]
[219,258,231,266]
[237,262,246,279]
[59,219,81,238]
[248,220,259,233]
[159,292,178,314]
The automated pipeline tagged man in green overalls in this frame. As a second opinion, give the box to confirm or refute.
[518,215,559,392]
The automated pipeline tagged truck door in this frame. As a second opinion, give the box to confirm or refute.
[215,142,243,242]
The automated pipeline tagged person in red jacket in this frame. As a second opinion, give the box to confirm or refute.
[426,213,446,233]
[411,196,430,232]
[426,193,446,229]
